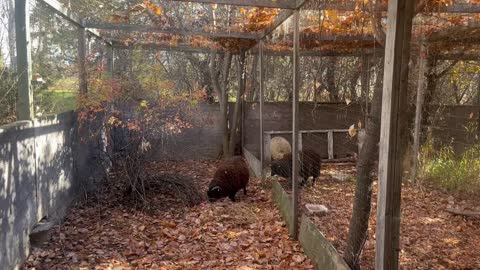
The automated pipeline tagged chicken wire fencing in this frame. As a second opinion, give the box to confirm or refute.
[30,0,83,117]
[4,0,480,268]
[244,2,480,269]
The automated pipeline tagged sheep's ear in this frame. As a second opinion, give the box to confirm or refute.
[211,186,221,192]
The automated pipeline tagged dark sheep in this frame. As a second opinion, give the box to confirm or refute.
[207,156,250,202]
[270,153,292,179]
[300,149,322,186]
[270,148,322,186]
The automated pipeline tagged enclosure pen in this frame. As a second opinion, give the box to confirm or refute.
[1,0,480,269]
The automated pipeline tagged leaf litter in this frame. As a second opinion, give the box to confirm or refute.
[301,164,480,270]
[24,160,314,270]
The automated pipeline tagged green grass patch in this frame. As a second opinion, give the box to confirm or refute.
[34,78,78,115]
[419,140,480,196]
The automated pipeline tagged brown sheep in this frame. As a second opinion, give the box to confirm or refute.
[207,156,250,202]
[270,148,322,186]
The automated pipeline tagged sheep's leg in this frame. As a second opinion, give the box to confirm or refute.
[243,187,247,195]
[229,192,236,202]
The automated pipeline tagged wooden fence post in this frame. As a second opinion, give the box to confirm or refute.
[15,0,33,120]
[376,0,414,269]
[78,21,88,95]
[291,8,300,239]
[327,131,334,159]
[263,134,271,172]
[259,41,265,179]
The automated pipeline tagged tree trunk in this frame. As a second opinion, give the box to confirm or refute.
[326,58,338,101]
[477,75,480,139]
[209,50,232,157]
[186,53,215,103]
[360,55,371,127]
[247,53,258,101]
[344,63,384,270]
[411,43,428,182]
[422,57,437,129]
[350,68,362,101]
[228,51,246,157]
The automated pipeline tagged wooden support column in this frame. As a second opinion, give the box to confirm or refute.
[291,9,300,239]
[327,131,334,159]
[78,22,88,95]
[263,134,271,171]
[411,41,428,182]
[240,50,247,152]
[259,41,266,180]
[298,132,303,152]
[376,0,414,269]
[15,0,33,120]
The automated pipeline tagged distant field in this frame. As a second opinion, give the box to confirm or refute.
[35,78,78,115]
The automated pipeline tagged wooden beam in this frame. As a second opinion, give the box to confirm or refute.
[15,0,33,120]
[38,0,103,39]
[304,0,480,13]
[428,24,480,43]
[435,52,480,60]
[168,0,296,9]
[38,0,82,26]
[85,22,258,39]
[111,40,381,56]
[264,129,353,134]
[259,41,266,180]
[269,49,381,57]
[112,42,213,54]
[167,0,480,12]
[291,9,300,239]
[438,3,480,13]
[376,0,415,269]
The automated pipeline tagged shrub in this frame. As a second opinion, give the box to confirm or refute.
[0,66,17,125]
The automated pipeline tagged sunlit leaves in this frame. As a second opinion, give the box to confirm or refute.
[144,0,163,16]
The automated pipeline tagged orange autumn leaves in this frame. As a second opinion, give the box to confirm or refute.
[108,0,162,22]
[239,7,279,32]
[143,0,163,15]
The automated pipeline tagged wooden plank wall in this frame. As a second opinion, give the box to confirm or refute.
[243,102,364,159]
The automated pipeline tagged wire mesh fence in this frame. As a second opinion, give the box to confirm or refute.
[30,0,81,117]
[2,0,480,269]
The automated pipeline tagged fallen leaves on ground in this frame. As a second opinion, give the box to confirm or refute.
[301,164,480,270]
[24,160,313,270]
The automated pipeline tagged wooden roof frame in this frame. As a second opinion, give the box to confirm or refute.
[172,0,480,13]
[38,0,480,46]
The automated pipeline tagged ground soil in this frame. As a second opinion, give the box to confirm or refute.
[300,164,480,270]
[23,160,314,270]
